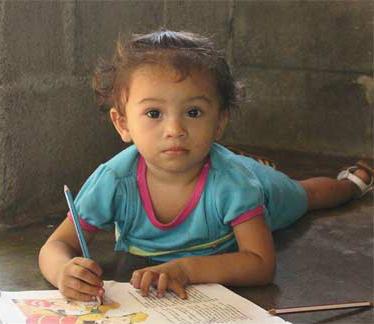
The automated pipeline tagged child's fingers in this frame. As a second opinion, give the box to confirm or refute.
[58,258,103,301]
[168,280,187,299]
[60,285,99,302]
[59,269,101,300]
[156,274,187,299]
[59,268,102,297]
[130,270,143,289]
[70,262,103,287]
[156,273,168,297]
[73,257,103,277]
[131,269,188,299]
[65,276,103,297]
[64,257,103,289]
[139,271,157,297]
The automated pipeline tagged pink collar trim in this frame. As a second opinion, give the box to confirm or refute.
[137,156,210,230]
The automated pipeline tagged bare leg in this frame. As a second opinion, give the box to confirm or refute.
[299,169,371,211]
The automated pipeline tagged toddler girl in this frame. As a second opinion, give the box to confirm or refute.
[39,29,373,302]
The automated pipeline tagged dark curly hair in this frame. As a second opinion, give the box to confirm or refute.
[93,29,245,113]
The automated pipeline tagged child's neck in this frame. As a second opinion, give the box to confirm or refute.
[145,160,207,224]
[146,161,205,187]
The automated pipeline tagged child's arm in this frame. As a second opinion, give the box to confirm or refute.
[130,215,275,298]
[39,218,104,301]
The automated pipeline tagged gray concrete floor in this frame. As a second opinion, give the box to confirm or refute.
[0,148,373,324]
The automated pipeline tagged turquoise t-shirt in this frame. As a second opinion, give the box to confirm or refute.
[71,143,307,262]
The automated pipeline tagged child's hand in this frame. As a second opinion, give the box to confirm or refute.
[130,260,190,299]
[57,257,104,302]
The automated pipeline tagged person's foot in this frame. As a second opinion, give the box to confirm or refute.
[353,161,373,197]
[351,168,372,197]
[337,161,373,198]
[353,168,371,185]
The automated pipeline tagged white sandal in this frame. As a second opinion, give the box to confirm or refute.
[337,161,374,197]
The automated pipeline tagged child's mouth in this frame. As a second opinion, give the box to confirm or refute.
[163,147,189,155]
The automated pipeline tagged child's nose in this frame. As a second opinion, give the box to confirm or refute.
[164,117,187,138]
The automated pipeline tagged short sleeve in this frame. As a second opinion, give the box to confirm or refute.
[213,167,265,227]
[72,164,121,231]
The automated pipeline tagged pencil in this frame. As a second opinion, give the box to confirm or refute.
[64,185,91,258]
[268,301,373,315]
[63,185,102,305]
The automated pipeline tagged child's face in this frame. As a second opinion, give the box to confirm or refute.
[111,64,228,174]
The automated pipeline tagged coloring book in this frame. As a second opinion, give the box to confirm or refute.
[0,281,291,324]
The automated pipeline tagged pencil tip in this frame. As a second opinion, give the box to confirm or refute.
[64,185,69,192]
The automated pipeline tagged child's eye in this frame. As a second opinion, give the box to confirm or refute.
[146,110,161,119]
[186,108,202,118]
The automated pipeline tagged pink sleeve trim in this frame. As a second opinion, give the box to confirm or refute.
[230,205,265,227]
[67,211,101,233]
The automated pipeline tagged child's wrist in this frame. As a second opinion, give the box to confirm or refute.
[173,258,193,286]
[175,257,197,285]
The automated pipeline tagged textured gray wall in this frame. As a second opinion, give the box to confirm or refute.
[225,1,373,157]
[0,0,372,227]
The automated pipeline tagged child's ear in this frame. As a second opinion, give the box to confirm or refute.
[215,110,229,140]
[110,107,132,143]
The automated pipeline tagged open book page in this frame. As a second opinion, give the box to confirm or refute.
[0,281,291,324]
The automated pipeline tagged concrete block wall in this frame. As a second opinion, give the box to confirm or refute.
[0,0,372,227]
[225,1,373,156]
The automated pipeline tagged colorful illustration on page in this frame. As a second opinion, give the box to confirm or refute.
[11,297,148,324]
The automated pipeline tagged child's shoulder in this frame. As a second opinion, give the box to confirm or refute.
[209,143,265,205]
[210,143,260,182]
[211,143,254,171]
[101,144,139,178]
